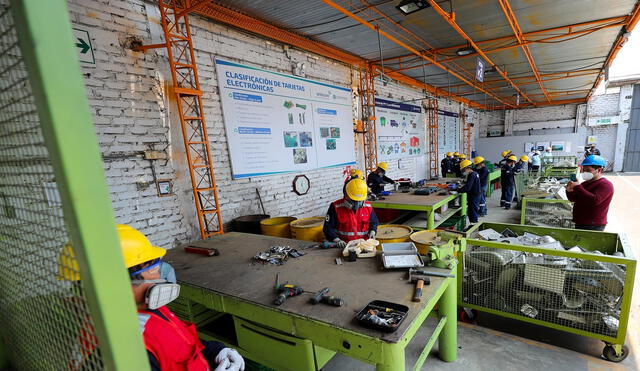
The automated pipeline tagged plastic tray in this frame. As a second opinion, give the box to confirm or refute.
[355,300,408,333]
[381,242,424,269]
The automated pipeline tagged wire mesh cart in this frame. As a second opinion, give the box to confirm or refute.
[542,155,580,179]
[460,222,635,362]
[520,198,574,228]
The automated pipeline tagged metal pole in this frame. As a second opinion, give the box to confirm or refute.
[438,275,458,362]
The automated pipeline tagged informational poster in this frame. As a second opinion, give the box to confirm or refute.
[437,109,460,155]
[215,59,355,178]
[375,97,425,160]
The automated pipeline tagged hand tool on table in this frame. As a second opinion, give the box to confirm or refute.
[273,273,303,306]
[407,270,430,302]
[184,246,220,256]
[309,287,344,307]
[408,267,455,279]
[309,241,339,249]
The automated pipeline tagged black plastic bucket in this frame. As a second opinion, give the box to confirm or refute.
[232,214,270,234]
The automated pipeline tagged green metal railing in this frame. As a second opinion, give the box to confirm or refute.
[0,0,148,369]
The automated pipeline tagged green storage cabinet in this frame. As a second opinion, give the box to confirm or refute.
[460,222,635,362]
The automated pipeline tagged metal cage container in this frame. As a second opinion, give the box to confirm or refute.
[459,222,635,362]
[520,198,574,229]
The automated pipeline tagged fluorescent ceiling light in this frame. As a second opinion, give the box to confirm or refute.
[396,0,430,15]
[456,47,475,56]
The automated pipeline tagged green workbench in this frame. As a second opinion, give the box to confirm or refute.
[486,169,501,197]
[370,191,467,230]
[164,232,458,371]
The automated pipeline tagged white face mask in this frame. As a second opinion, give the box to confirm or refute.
[580,172,594,181]
[132,279,181,309]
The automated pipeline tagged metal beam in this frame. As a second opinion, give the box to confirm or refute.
[193,3,490,108]
[319,0,515,107]
[497,0,549,102]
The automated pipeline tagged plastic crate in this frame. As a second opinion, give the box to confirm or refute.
[439,215,466,231]
[520,198,574,228]
[460,222,636,361]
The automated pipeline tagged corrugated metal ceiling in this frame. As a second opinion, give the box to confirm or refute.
[211,0,638,108]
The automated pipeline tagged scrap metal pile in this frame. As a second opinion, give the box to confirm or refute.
[252,245,305,265]
[522,177,574,228]
[463,228,625,336]
[521,177,568,199]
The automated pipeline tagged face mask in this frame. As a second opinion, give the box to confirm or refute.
[348,200,364,210]
[581,172,594,181]
[131,279,181,309]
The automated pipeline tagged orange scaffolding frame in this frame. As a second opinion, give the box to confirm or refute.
[427,99,439,179]
[359,64,378,174]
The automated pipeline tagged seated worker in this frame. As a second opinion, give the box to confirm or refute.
[500,155,517,210]
[440,152,455,178]
[566,155,614,231]
[324,179,379,248]
[531,150,541,172]
[457,159,481,225]
[515,155,528,173]
[454,153,466,177]
[120,224,245,371]
[366,161,395,195]
[473,156,489,217]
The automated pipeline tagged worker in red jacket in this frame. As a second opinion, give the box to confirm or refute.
[566,155,614,231]
[119,225,245,371]
[324,178,379,248]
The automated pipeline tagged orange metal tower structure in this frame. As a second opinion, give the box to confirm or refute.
[426,98,439,179]
[359,64,378,174]
[461,107,472,157]
[139,0,223,238]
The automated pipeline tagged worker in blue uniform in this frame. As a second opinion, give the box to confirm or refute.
[514,155,528,173]
[500,155,517,210]
[454,153,466,177]
[366,161,395,195]
[440,152,455,178]
[456,159,481,224]
[473,156,489,217]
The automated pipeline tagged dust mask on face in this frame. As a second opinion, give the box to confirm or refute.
[131,279,181,309]
[581,172,594,181]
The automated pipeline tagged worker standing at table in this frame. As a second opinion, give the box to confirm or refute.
[497,150,513,167]
[441,152,455,178]
[531,150,541,172]
[542,147,553,169]
[515,155,528,173]
[366,161,395,195]
[324,178,379,248]
[454,154,466,177]
[585,143,601,158]
[473,156,489,217]
[457,159,481,225]
[120,224,245,371]
[500,155,517,210]
[565,155,614,231]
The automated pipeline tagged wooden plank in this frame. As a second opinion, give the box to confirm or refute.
[165,232,451,343]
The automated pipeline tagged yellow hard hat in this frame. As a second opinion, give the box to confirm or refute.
[500,150,510,158]
[446,152,453,157]
[460,159,473,169]
[507,155,518,161]
[57,243,81,281]
[350,169,364,179]
[57,224,166,281]
[118,224,166,268]
[473,156,485,165]
[520,155,529,162]
[345,179,368,201]
[377,162,389,172]
[458,154,466,159]
[453,152,460,156]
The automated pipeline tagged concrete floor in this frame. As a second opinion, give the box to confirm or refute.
[324,174,640,370]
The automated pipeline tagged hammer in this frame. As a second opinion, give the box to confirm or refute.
[407,270,431,302]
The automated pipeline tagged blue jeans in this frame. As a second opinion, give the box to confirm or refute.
[479,184,487,216]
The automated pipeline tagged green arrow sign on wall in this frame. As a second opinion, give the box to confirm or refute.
[72,28,95,64]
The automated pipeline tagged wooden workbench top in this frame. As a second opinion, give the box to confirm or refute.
[165,232,452,343]
[370,191,455,207]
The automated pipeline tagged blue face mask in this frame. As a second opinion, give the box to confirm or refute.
[347,199,364,210]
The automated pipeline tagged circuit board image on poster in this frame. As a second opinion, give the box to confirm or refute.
[375,97,425,160]
[215,59,356,178]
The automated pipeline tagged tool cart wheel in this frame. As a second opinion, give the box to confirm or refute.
[459,308,478,323]
[602,344,629,362]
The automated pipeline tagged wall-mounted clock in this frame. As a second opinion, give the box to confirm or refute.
[292,175,310,196]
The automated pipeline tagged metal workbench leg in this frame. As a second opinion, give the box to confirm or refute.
[437,278,457,362]
[376,342,405,371]
[459,193,467,217]
[427,211,435,230]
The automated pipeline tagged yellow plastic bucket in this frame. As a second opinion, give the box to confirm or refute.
[290,217,325,242]
[410,230,441,255]
[376,225,413,249]
[260,216,297,238]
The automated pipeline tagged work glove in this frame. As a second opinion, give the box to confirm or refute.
[333,238,347,249]
[367,230,376,239]
[447,183,457,190]
[215,348,245,371]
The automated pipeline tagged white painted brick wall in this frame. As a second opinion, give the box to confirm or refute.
[588,93,620,117]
